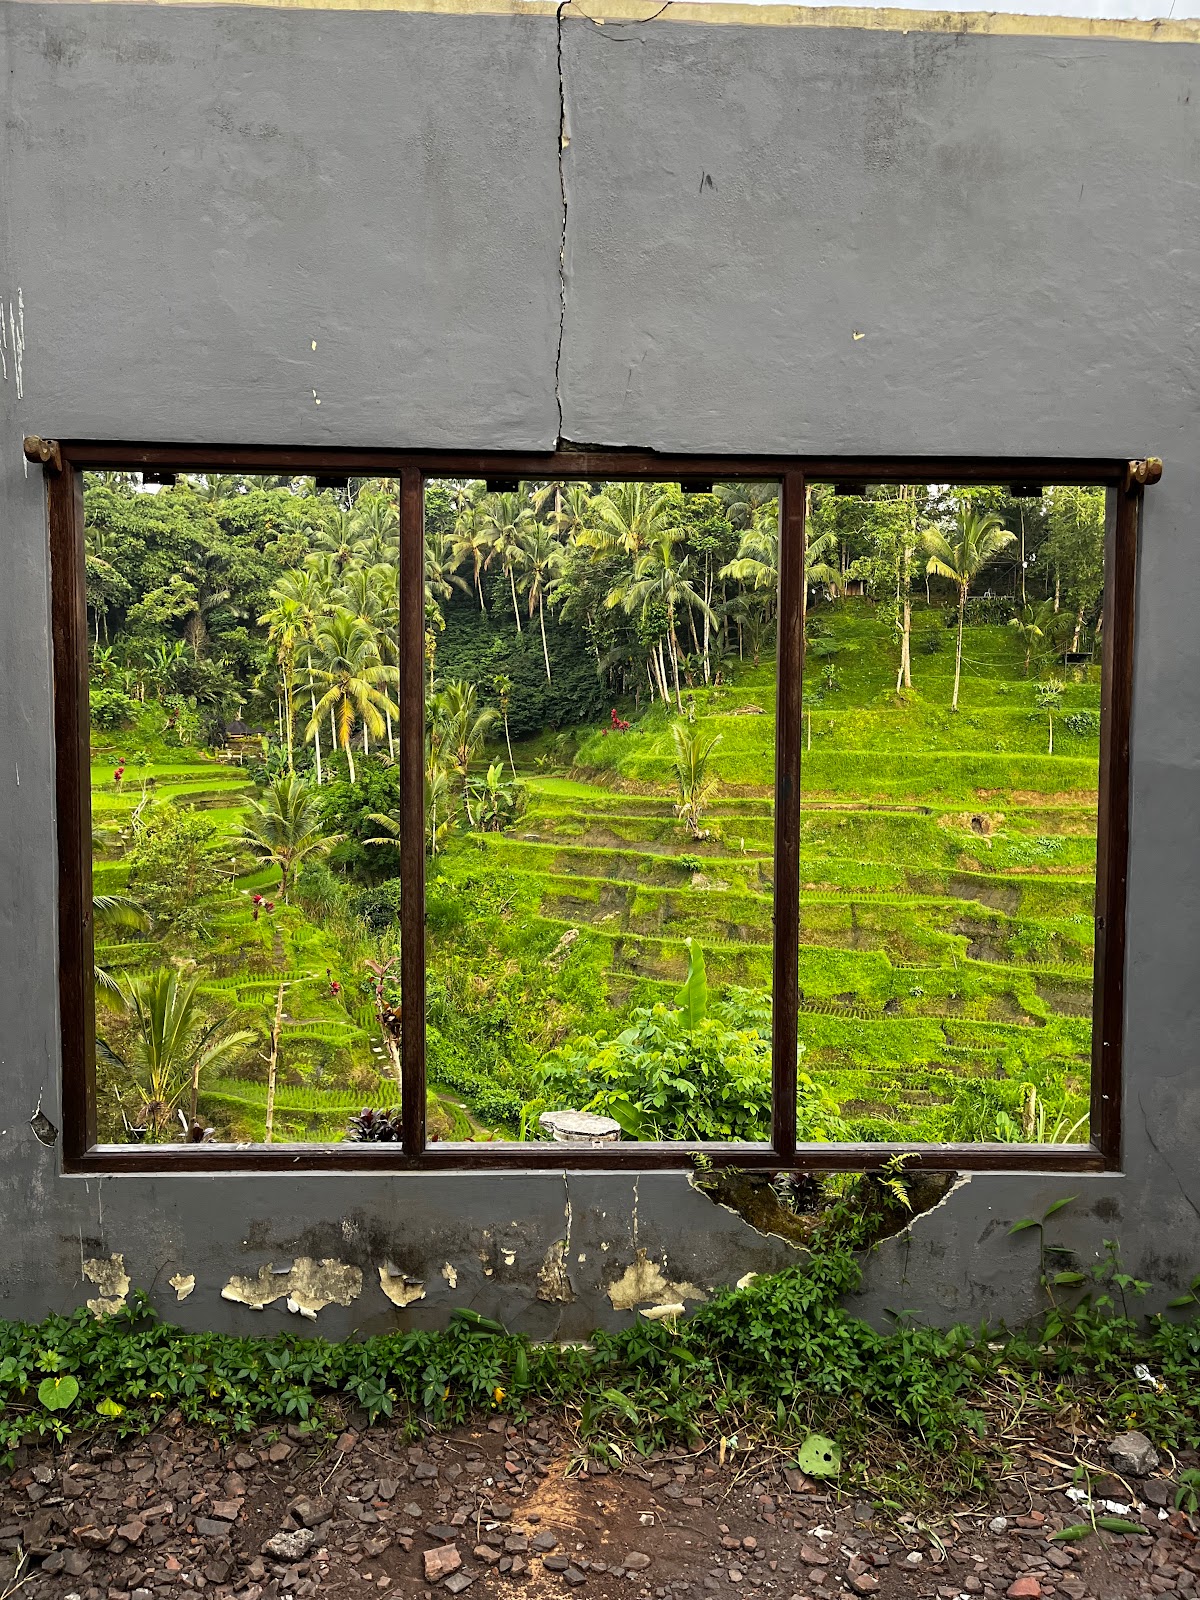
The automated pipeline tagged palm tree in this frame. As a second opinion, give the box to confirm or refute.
[115,967,254,1139]
[312,509,367,575]
[720,518,838,598]
[482,492,537,632]
[270,568,334,783]
[351,492,399,564]
[451,502,495,611]
[258,594,305,771]
[93,892,146,1012]
[493,673,517,775]
[585,482,674,558]
[237,776,342,903]
[305,611,399,783]
[435,680,499,821]
[516,527,565,684]
[1009,599,1060,677]
[922,509,1016,711]
[610,531,714,712]
[671,722,722,838]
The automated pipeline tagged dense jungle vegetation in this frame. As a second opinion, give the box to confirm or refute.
[82,471,1105,1147]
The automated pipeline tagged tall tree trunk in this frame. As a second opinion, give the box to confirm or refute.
[284,670,295,774]
[503,711,516,776]
[669,624,684,713]
[1071,605,1085,654]
[385,707,394,760]
[538,594,552,683]
[509,567,523,632]
[264,982,285,1144]
[952,585,965,712]
[310,685,322,785]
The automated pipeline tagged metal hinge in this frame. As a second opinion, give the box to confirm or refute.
[23,435,62,474]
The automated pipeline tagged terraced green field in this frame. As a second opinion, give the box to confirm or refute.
[433,601,1100,1143]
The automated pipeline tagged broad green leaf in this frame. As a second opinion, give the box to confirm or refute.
[673,939,709,1031]
[1052,1271,1087,1286]
[1096,1517,1144,1535]
[95,1397,125,1417]
[795,1433,841,1479]
[38,1375,79,1412]
[1008,1218,1040,1234]
[1050,1524,1093,1542]
[1042,1196,1077,1220]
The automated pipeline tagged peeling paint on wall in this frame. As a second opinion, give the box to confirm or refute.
[221,1258,362,1318]
[379,1263,427,1307]
[83,1255,130,1318]
[441,1261,458,1290]
[607,1248,706,1312]
[168,1273,196,1302]
[536,1240,575,1303]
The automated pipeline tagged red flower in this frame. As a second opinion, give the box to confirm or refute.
[253,894,263,905]
[265,901,275,914]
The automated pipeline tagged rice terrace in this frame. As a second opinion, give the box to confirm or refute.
[82,473,1105,1148]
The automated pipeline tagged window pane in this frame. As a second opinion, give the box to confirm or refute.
[422,478,778,1147]
[86,472,403,1145]
[797,484,1104,1146]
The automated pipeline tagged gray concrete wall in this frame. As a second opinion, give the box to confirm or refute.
[1,0,1198,1336]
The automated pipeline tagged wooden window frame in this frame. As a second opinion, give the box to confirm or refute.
[40,441,1142,1175]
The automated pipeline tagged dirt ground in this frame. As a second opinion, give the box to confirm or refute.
[5,1408,1198,1600]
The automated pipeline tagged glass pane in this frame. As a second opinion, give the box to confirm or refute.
[422,478,780,1147]
[86,471,404,1145]
[798,483,1104,1146]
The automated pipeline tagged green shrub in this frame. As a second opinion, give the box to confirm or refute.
[90,686,140,730]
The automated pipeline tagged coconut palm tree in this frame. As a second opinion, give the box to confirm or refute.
[516,527,565,684]
[258,594,306,772]
[451,501,495,611]
[237,776,342,903]
[492,673,517,775]
[270,567,335,783]
[720,517,838,599]
[435,680,499,821]
[671,722,722,838]
[585,482,675,558]
[609,531,714,712]
[483,491,537,632]
[922,509,1016,711]
[1009,598,1060,677]
[114,967,254,1139]
[305,611,399,783]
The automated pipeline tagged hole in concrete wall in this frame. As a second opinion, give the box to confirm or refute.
[693,1168,959,1249]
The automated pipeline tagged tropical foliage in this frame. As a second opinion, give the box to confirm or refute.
[84,471,1106,1147]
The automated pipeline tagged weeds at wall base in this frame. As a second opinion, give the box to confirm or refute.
[3,1215,1199,1510]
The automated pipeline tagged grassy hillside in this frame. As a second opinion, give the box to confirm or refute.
[427,600,1099,1143]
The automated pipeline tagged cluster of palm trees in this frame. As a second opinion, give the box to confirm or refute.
[425,480,803,713]
[259,495,401,784]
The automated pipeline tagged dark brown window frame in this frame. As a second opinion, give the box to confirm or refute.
[35,439,1147,1176]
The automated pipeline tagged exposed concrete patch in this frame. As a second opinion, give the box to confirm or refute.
[536,1240,575,1303]
[221,1258,362,1319]
[83,1254,130,1318]
[168,1272,195,1302]
[379,1262,427,1308]
[640,1301,686,1321]
[441,1261,459,1290]
[607,1248,706,1312]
